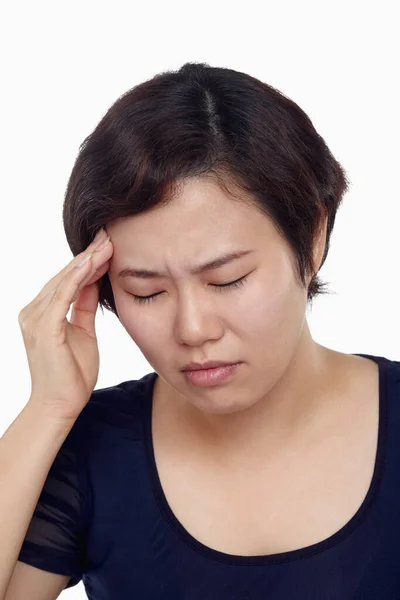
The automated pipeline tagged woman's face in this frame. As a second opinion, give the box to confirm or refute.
[107,176,318,415]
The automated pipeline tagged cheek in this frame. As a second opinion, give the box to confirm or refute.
[235,286,287,336]
[122,312,167,369]
[115,294,167,352]
[237,262,302,336]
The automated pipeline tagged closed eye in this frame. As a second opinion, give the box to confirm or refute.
[128,272,251,305]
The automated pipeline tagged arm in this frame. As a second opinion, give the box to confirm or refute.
[0,401,75,599]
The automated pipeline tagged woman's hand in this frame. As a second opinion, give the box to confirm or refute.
[18,229,113,422]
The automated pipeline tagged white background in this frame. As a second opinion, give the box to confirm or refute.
[1,1,399,597]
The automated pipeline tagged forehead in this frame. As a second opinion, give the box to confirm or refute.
[107,177,271,244]
[105,178,298,281]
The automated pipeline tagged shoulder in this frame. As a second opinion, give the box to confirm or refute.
[354,353,400,385]
[385,356,400,393]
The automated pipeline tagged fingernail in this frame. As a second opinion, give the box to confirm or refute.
[93,228,107,246]
[94,235,111,252]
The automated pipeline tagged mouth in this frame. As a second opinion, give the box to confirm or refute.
[182,362,242,386]
[182,360,240,372]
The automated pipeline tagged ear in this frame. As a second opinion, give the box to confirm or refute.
[310,210,329,282]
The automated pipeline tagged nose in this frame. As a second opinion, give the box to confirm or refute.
[173,294,224,347]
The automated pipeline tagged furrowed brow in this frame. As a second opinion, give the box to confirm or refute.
[118,250,254,279]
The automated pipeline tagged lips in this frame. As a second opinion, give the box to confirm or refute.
[182,361,240,371]
[182,362,242,385]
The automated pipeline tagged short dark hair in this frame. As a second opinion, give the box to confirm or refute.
[63,61,350,316]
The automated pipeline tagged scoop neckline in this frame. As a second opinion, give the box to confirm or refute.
[143,353,389,565]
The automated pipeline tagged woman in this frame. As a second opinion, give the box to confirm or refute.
[3,62,398,599]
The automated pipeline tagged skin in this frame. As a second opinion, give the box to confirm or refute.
[103,179,380,556]
[104,175,365,453]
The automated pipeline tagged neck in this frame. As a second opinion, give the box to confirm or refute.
[154,332,343,457]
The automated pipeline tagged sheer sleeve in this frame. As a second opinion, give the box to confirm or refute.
[17,411,91,589]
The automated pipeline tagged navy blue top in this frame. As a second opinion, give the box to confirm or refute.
[18,353,400,599]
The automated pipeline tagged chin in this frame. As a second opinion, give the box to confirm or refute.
[187,395,252,416]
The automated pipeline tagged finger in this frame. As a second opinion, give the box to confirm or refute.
[26,236,112,319]
[37,255,98,340]
[75,258,111,290]
[45,242,112,337]
[19,254,95,344]
[69,280,100,337]
[35,228,110,303]
[68,258,111,336]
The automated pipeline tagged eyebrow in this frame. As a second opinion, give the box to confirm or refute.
[117,249,255,279]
